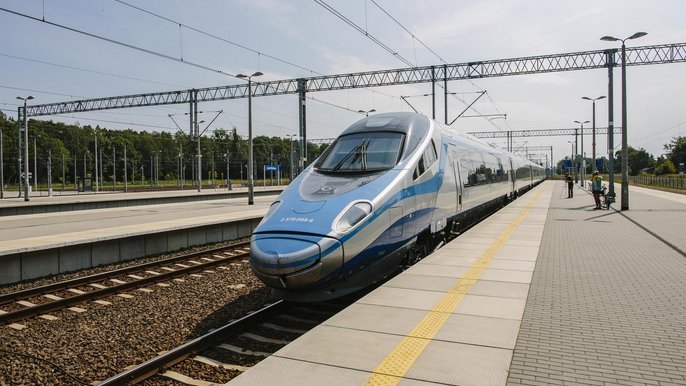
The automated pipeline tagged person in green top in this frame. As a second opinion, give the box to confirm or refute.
[590,171,603,209]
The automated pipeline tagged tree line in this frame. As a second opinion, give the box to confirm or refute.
[555,137,686,176]
[0,112,328,188]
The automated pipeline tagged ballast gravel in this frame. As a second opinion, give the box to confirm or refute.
[0,244,272,386]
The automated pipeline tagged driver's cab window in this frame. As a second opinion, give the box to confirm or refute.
[413,140,437,180]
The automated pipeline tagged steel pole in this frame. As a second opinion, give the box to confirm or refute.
[607,50,616,198]
[248,79,254,205]
[592,101,596,172]
[0,126,3,199]
[113,147,116,191]
[124,145,128,193]
[33,136,37,193]
[574,128,578,178]
[620,42,629,210]
[17,108,21,198]
[94,134,98,192]
[290,138,294,181]
[23,104,29,201]
[580,124,584,186]
[47,149,52,196]
[195,100,201,193]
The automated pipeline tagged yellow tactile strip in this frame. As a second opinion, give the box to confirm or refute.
[363,189,544,386]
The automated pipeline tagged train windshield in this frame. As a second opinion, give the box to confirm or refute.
[316,132,405,173]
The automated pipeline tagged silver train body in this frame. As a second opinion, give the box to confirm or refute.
[250,112,545,301]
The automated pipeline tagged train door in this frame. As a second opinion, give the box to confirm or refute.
[402,186,416,236]
[509,158,515,194]
[453,159,463,212]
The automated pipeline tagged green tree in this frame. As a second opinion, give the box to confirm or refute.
[654,158,676,175]
[664,136,686,170]
[616,147,655,175]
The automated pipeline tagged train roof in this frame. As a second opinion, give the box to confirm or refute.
[341,112,430,159]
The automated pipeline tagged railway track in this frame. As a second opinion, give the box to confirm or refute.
[0,241,251,326]
[98,295,360,385]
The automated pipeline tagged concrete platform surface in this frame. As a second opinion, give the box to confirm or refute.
[230,180,686,385]
[0,195,275,284]
[0,195,275,252]
[0,186,282,216]
[231,182,552,385]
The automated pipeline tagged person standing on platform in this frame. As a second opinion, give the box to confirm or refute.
[591,171,603,209]
[566,174,573,198]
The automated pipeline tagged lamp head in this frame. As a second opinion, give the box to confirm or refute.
[628,32,647,40]
[252,71,264,77]
[597,96,606,100]
[600,35,619,42]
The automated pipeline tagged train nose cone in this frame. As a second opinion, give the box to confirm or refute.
[251,237,321,276]
[250,235,343,290]
[292,200,326,214]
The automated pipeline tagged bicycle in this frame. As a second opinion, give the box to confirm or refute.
[600,185,615,210]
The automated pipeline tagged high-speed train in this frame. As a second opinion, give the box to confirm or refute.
[250,112,545,302]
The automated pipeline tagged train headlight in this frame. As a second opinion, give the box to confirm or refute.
[335,201,372,233]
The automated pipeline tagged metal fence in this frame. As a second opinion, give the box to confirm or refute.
[634,175,686,190]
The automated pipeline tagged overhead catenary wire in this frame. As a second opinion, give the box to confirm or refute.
[0,53,189,89]
[4,2,499,139]
[313,0,415,67]
[369,0,446,65]
[112,0,401,103]
[0,6,241,79]
[113,0,321,76]
[0,2,409,131]
[362,1,506,125]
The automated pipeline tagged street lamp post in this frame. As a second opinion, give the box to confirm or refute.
[16,96,34,201]
[567,140,575,174]
[582,96,606,175]
[225,150,231,190]
[286,133,297,182]
[574,120,590,186]
[236,71,263,205]
[33,135,37,193]
[358,109,376,117]
[196,119,205,192]
[601,32,647,210]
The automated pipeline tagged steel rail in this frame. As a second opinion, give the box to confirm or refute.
[0,249,250,325]
[0,241,250,308]
[96,300,286,385]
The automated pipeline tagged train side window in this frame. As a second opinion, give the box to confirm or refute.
[414,157,425,180]
[459,150,484,187]
[413,141,436,180]
[423,141,437,167]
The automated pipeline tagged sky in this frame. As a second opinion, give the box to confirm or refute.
[1,0,685,168]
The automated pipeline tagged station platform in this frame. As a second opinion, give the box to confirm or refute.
[0,186,282,216]
[0,192,275,285]
[230,180,686,385]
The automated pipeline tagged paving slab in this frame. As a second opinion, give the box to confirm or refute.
[506,181,686,385]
